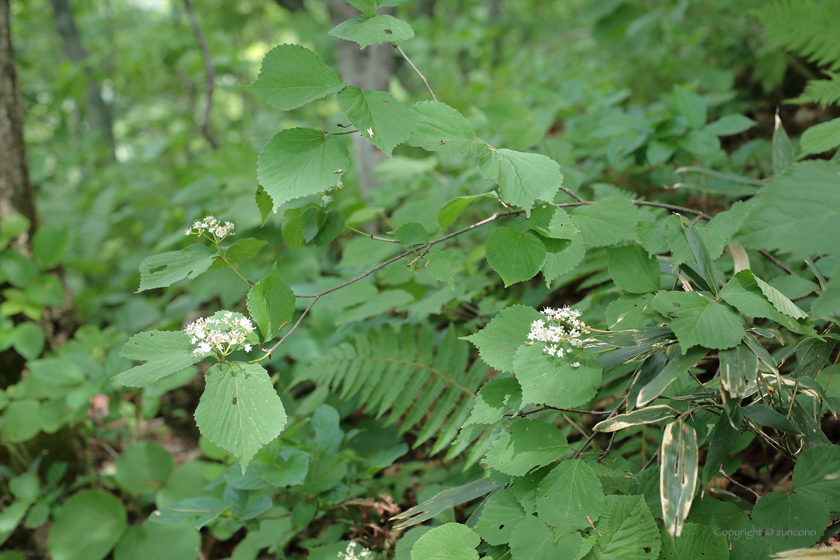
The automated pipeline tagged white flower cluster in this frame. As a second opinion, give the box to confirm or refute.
[527,306,590,366]
[185,215,234,241]
[338,542,371,560]
[184,311,255,357]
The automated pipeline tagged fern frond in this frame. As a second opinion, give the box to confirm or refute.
[759,0,840,71]
[790,72,840,106]
[293,324,487,455]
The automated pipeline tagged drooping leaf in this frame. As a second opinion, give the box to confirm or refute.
[485,228,547,286]
[46,490,127,560]
[411,523,480,560]
[535,459,604,533]
[257,128,350,211]
[720,270,810,333]
[608,244,660,293]
[651,291,744,352]
[247,264,296,342]
[116,331,200,388]
[590,495,661,560]
[464,305,543,373]
[594,405,678,432]
[330,14,414,49]
[570,197,639,247]
[337,86,417,155]
[255,185,273,227]
[509,517,582,560]
[660,420,699,538]
[512,344,601,409]
[478,147,563,213]
[718,343,758,398]
[437,192,498,232]
[483,418,568,476]
[194,362,287,472]
[138,244,216,292]
[636,346,708,407]
[406,101,480,154]
[683,220,718,296]
[395,479,497,530]
[742,403,801,434]
[245,44,346,111]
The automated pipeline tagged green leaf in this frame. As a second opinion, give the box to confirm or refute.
[113,521,200,560]
[701,412,742,488]
[509,517,582,560]
[32,224,70,270]
[483,418,568,476]
[739,161,840,257]
[590,495,660,560]
[394,222,430,246]
[660,420,699,538]
[651,291,744,352]
[593,405,678,432]
[314,208,345,246]
[244,44,345,111]
[116,331,200,388]
[801,117,840,156]
[255,185,273,227]
[607,244,660,293]
[718,343,758,398]
[425,250,459,288]
[247,264,296,342]
[209,238,267,270]
[464,305,544,373]
[683,220,718,296]
[658,523,729,560]
[792,445,840,503]
[115,442,174,495]
[46,490,127,560]
[138,244,216,292]
[701,200,752,260]
[513,344,601,409]
[541,235,586,286]
[753,274,808,319]
[330,14,414,49]
[535,459,604,533]
[281,206,315,248]
[437,192,498,232]
[752,491,826,550]
[257,128,350,211]
[478,147,563,212]
[741,404,801,433]
[411,523,480,560]
[636,346,708,407]
[720,270,810,333]
[12,322,44,360]
[570,197,639,247]
[194,362,287,472]
[262,449,309,487]
[150,497,226,529]
[678,130,720,155]
[345,0,376,16]
[474,488,527,545]
[337,86,417,155]
[811,274,840,318]
[673,86,707,130]
[703,114,756,136]
[606,293,654,329]
[528,204,578,240]
[485,228,546,286]
[0,399,40,442]
[464,378,522,426]
[395,479,497,530]
[772,115,796,174]
[406,101,480,154]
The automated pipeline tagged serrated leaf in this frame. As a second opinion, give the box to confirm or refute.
[474,488,527,545]
[509,517,582,560]
[437,192,498,232]
[247,264,296,342]
[570,197,639,247]
[255,185,273,226]
[801,117,840,156]
[425,250,459,288]
[464,378,522,427]
[704,114,756,136]
[607,244,660,293]
[116,331,200,387]
[792,445,840,503]
[658,523,729,560]
[345,0,376,16]
[209,238,267,270]
[535,459,604,533]
[478,147,563,212]
[485,228,546,286]
[464,305,544,373]
[194,362,287,472]
[594,405,678,432]
[244,44,346,111]
[337,86,417,155]
[411,523,479,560]
[660,420,698,538]
[529,203,578,240]
[513,344,601,409]
[314,208,345,246]
[138,244,216,292]
[281,206,317,248]
[394,222,430,246]
[542,234,586,286]
[720,270,811,333]
[262,449,309,487]
[406,101,480,154]
[590,495,660,560]
[753,274,808,319]
[651,291,744,352]
[257,128,350,210]
[330,14,414,49]
[484,419,568,476]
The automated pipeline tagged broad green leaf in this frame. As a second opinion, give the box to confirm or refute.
[208,238,267,270]
[281,206,316,248]
[149,497,226,529]
[704,114,756,136]
[636,346,708,407]
[800,117,840,156]
[701,200,752,260]
[11,322,44,360]
[257,128,350,211]
[512,344,601,409]
[719,343,758,398]
[541,235,586,286]
[425,250,459,288]
[474,488,527,545]
[678,130,720,155]
[411,523,480,560]
[247,264,296,342]
[605,293,654,329]
[301,455,348,495]
[337,86,417,155]
[590,495,660,560]
[658,523,729,560]
[138,244,216,292]
[485,228,546,286]
[194,362,287,472]
[607,244,660,293]
[113,521,200,560]
[394,222,430,246]
[46,490,127,560]
[673,86,707,130]
[752,491,827,551]
[406,101,480,154]
[811,274,840,318]
[28,356,84,385]
[255,185,273,226]
[115,442,174,495]
[753,274,808,319]
[155,462,212,510]
[437,192,497,232]
[738,161,840,257]
[720,270,810,333]
[651,291,744,352]
[262,449,310,487]
[478,147,563,212]
[772,115,795,174]
[792,445,840,503]
[0,399,40,442]
[32,223,70,270]
[594,405,678,432]
[688,498,769,559]
[312,404,342,455]
[660,420,698,538]
[314,208,345,246]
[464,378,522,426]
[244,44,346,111]
[345,0,376,16]
[483,418,568,476]
[464,305,543,373]
[116,331,199,387]
[528,204,578,240]
[330,14,414,49]
[535,459,604,533]
[509,517,582,560]
[742,404,801,433]
[570,197,639,247]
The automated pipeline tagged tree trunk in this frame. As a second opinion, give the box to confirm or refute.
[50,0,116,161]
[0,0,37,246]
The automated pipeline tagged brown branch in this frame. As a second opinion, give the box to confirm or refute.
[393,43,437,101]
[182,0,218,149]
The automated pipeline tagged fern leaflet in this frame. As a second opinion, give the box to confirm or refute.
[791,71,840,106]
[758,0,840,71]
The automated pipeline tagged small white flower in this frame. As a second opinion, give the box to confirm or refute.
[571,362,581,368]
[527,305,590,360]
[185,215,235,242]
[184,311,256,357]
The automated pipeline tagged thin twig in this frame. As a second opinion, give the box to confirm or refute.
[572,397,627,458]
[394,43,437,101]
[758,249,797,276]
[183,0,218,149]
[718,467,761,500]
[345,225,401,243]
[559,186,584,203]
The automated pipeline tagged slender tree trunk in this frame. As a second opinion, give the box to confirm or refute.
[50,0,116,161]
[0,0,37,246]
